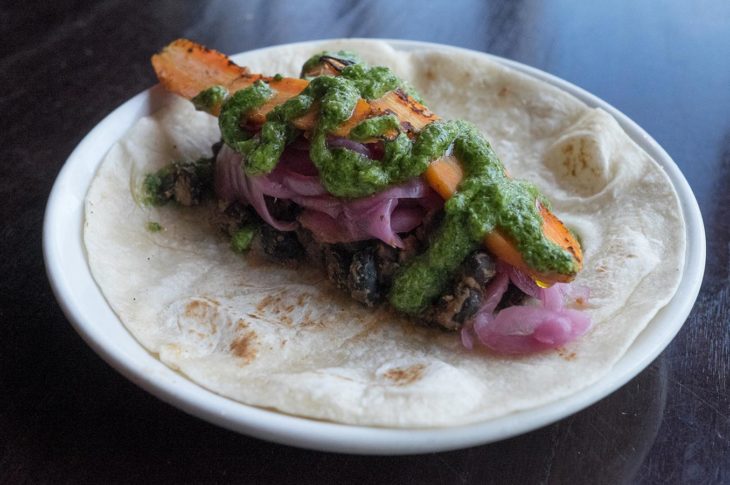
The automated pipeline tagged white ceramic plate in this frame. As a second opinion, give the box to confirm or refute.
[43,40,705,455]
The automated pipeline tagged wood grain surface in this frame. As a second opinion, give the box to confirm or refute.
[1,1,728,483]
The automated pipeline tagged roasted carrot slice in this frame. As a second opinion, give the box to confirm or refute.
[427,157,582,282]
[535,204,583,275]
[247,79,309,124]
[484,214,583,285]
[152,39,253,100]
[151,39,583,283]
[152,39,436,135]
[369,90,437,131]
[331,99,375,137]
[425,155,464,200]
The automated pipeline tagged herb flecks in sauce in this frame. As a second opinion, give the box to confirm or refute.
[390,121,575,314]
[231,225,257,253]
[216,61,429,197]
[389,211,476,314]
[350,114,400,140]
[146,221,163,232]
[192,85,228,114]
[300,51,363,79]
[218,80,299,176]
[142,156,214,207]
[340,63,401,100]
[142,166,174,206]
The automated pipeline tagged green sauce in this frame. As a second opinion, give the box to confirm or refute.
[389,211,477,314]
[142,165,174,206]
[200,56,430,197]
[145,221,163,232]
[389,121,576,314]
[300,50,364,79]
[339,63,401,100]
[231,225,257,253]
[300,51,424,103]
[230,64,429,197]
[212,81,303,176]
[191,52,578,316]
[349,114,400,140]
[192,85,228,114]
[142,156,214,206]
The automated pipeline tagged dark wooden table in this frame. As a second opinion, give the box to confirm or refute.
[3,1,728,483]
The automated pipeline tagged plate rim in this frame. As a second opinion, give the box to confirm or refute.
[43,38,706,455]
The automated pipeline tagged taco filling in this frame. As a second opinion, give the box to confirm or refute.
[84,39,685,427]
[142,39,589,354]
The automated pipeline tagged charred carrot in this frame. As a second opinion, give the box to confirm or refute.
[426,158,583,283]
[483,209,583,284]
[152,39,437,134]
[425,155,464,200]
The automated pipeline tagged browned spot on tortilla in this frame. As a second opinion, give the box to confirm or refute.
[383,364,426,386]
[183,299,221,334]
[281,315,293,326]
[560,141,593,178]
[284,305,295,313]
[236,319,249,330]
[297,291,319,305]
[498,86,509,97]
[300,316,326,329]
[579,141,589,169]
[298,309,317,327]
[230,331,258,364]
[557,348,578,361]
[425,69,435,80]
[184,300,208,318]
[265,295,286,315]
[562,139,591,177]
[256,295,274,312]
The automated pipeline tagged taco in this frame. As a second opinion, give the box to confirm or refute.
[84,39,685,427]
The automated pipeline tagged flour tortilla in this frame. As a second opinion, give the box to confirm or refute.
[84,40,685,427]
